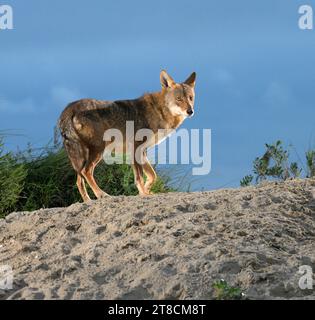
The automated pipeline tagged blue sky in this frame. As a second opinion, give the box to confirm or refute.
[1,0,315,190]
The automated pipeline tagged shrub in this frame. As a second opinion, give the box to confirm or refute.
[212,280,244,300]
[14,146,172,212]
[0,136,173,216]
[0,137,27,217]
[306,150,315,178]
[240,175,253,187]
[240,140,310,186]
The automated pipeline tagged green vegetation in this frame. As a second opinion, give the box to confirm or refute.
[0,137,27,216]
[241,140,315,186]
[0,136,172,218]
[306,150,315,178]
[2,134,314,217]
[240,175,253,187]
[212,279,244,300]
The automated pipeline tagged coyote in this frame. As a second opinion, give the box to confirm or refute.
[58,70,196,201]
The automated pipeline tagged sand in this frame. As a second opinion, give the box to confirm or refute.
[0,178,314,300]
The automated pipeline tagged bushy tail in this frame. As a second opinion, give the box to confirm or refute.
[58,105,87,172]
[58,102,82,145]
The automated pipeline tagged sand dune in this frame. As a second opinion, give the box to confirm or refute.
[0,178,314,300]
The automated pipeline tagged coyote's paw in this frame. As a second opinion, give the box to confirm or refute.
[139,191,153,196]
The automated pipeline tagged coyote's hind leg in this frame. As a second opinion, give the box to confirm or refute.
[64,140,91,202]
[81,149,109,199]
[76,174,91,202]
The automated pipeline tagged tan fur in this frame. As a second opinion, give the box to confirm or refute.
[58,70,196,201]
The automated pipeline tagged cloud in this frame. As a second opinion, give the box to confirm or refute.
[212,69,234,84]
[0,96,36,114]
[262,81,293,108]
[0,85,84,115]
[210,68,241,99]
[50,86,84,106]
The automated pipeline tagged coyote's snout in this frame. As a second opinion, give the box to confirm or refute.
[58,70,196,201]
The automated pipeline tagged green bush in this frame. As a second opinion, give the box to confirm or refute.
[15,147,80,211]
[240,175,253,187]
[212,280,244,300]
[17,147,172,212]
[306,150,315,178]
[0,137,173,217]
[0,138,27,217]
[241,140,313,186]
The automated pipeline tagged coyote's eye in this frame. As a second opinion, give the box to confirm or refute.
[176,97,183,102]
[189,95,193,101]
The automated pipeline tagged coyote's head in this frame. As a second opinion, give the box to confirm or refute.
[160,70,196,118]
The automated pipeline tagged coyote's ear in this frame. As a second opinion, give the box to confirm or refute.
[184,72,196,88]
[160,70,176,89]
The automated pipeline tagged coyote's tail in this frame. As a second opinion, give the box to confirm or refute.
[58,103,81,145]
[58,103,88,172]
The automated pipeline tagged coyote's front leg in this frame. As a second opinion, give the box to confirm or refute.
[142,154,157,195]
[131,162,147,196]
